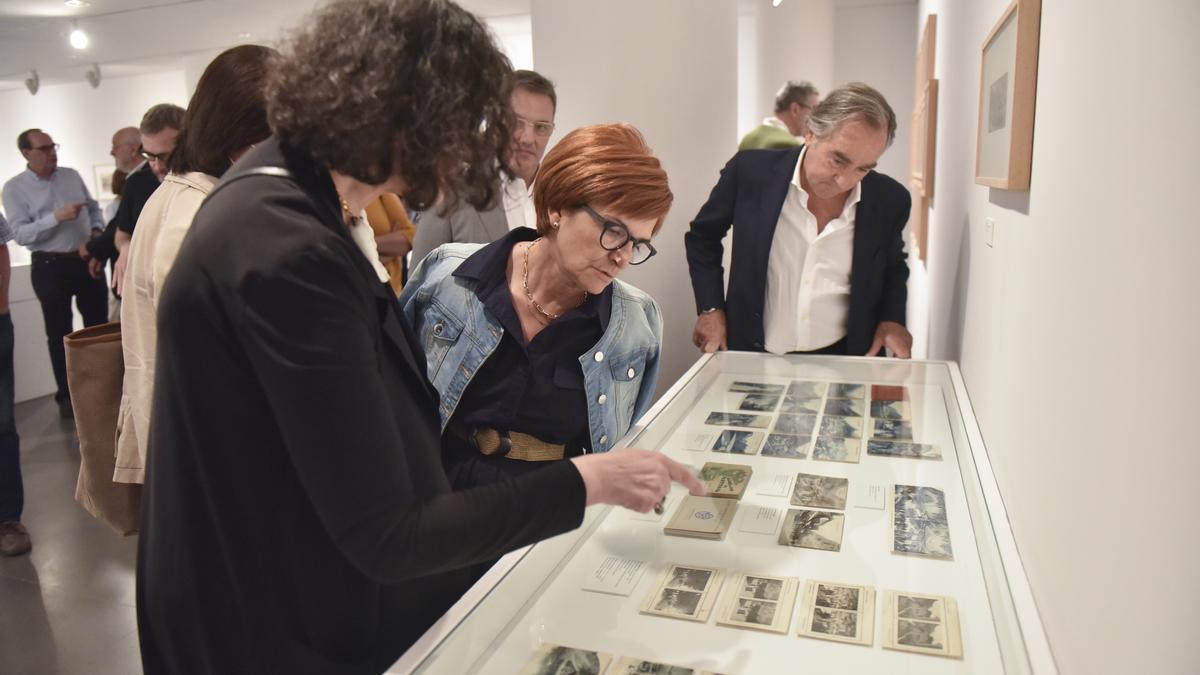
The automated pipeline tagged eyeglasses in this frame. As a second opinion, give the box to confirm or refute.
[139,146,172,162]
[582,205,656,265]
[514,116,555,138]
[29,143,59,153]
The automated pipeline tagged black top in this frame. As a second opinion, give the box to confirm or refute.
[85,163,159,262]
[136,138,587,675]
[450,228,611,451]
[685,146,910,355]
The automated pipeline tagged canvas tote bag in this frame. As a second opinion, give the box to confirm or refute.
[65,321,141,535]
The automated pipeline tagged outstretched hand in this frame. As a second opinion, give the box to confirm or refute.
[572,448,706,513]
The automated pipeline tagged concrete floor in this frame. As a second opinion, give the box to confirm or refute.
[0,396,142,675]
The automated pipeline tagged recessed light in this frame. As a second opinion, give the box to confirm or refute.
[236,32,252,39]
[771,0,783,7]
[64,0,91,8]
[69,28,89,49]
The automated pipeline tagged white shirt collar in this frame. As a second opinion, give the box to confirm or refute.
[764,116,790,131]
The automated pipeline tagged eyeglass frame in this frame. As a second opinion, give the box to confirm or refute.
[138,146,172,162]
[513,115,556,138]
[580,205,657,265]
[28,143,60,153]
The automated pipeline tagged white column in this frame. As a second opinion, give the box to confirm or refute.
[531,0,739,395]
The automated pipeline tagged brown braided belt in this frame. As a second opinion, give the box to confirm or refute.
[450,423,567,462]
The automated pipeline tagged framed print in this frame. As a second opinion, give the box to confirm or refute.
[975,0,1042,190]
[92,163,116,199]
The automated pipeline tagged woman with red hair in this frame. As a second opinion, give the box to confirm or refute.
[403,123,673,487]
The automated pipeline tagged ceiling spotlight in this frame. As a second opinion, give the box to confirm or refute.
[64,0,92,6]
[69,26,89,50]
[771,0,783,7]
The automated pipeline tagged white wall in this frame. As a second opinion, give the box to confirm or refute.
[0,70,188,401]
[919,0,1200,672]
[531,0,738,397]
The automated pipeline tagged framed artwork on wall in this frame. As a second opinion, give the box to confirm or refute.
[908,13,937,264]
[92,163,116,199]
[975,0,1042,190]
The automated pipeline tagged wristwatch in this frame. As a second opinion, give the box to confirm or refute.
[699,307,721,315]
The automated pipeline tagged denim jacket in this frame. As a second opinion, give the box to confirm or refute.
[400,243,663,453]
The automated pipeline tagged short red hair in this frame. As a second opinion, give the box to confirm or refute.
[533,123,672,236]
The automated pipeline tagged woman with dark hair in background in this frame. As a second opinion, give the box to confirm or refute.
[114,44,276,486]
[135,1,702,673]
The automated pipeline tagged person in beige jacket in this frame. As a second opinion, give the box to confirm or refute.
[114,45,276,483]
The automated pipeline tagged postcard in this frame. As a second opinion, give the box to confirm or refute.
[664,496,738,540]
[711,429,764,455]
[729,381,785,395]
[797,580,876,646]
[790,472,849,510]
[519,644,613,675]
[870,419,914,440]
[640,563,726,623]
[823,398,865,417]
[777,508,845,552]
[786,380,827,399]
[870,400,912,420]
[827,383,866,399]
[715,572,799,634]
[774,413,818,436]
[706,412,770,429]
[779,395,822,414]
[760,433,811,459]
[891,485,953,560]
[818,415,863,438]
[867,440,941,460]
[739,393,781,412]
[881,590,963,658]
[871,384,911,401]
[698,462,753,499]
[812,436,862,463]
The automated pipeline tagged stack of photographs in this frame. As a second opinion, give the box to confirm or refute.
[715,573,799,634]
[891,485,954,560]
[664,496,738,540]
[797,580,876,646]
[519,643,611,675]
[640,563,726,623]
[881,591,963,658]
[789,472,848,510]
[697,462,753,500]
[813,383,865,463]
[777,508,845,552]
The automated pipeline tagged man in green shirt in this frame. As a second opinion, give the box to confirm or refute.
[738,81,820,150]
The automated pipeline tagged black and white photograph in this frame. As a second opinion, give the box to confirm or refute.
[774,413,818,435]
[729,381,785,395]
[519,644,611,675]
[798,579,875,646]
[815,583,860,610]
[777,509,845,552]
[732,599,777,627]
[871,400,912,420]
[892,485,953,559]
[791,473,849,510]
[898,619,945,650]
[823,398,865,417]
[667,566,713,593]
[786,380,826,399]
[779,395,822,414]
[894,485,948,522]
[870,419,915,440]
[742,576,784,601]
[868,440,941,460]
[705,412,770,429]
[761,433,810,459]
[811,607,859,638]
[897,594,944,621]
[653,588,703,617]
[813,436,861,463]
[711,429,763,455]
[819,415,864,438]
[739,393,781,412]
[826,383,866,399]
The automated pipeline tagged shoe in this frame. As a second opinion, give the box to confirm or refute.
[58,398,74,420]
[0,520,31,557]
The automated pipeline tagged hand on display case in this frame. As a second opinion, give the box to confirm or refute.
[867,320,913,358]
[692,308,728,353]
[572,448,706,513]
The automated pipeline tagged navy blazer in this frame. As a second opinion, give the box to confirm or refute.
[684,146,910,355]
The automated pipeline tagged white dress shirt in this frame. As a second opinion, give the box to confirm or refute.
[501,173,536,231]
[763,147,862,354]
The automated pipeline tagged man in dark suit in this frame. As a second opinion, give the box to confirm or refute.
[686,82,912,358]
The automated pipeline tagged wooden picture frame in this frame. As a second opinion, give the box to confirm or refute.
[908,14,937,264]
[974,0,1042,190]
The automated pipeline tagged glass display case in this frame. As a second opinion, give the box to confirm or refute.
[390,352,1056,674]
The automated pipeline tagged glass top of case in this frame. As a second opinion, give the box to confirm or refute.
[400,352,1038,675]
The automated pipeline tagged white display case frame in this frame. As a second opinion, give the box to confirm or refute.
[390,352,1057,674]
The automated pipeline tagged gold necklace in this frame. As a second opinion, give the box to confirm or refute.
[522,238,586,323]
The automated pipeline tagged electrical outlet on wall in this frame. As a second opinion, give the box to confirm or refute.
[985,218,995,248]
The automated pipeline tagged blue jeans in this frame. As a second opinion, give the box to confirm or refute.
[0,313,22,521]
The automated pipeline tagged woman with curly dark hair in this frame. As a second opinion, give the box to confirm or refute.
[135,1,703,673]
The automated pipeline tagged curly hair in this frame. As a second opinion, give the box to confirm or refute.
[533,123,673,236]
[266,0,513,211]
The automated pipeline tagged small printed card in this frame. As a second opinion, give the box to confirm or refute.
[699,462,754,499]
[664,496,738,540]
[738,505,783,535]
[753,472,794,497]
[518,644,613,675]
[580,555,648,597]
[854,483,887,510]
[681,430,718,452]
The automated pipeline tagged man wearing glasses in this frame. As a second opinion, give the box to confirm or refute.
[739,80,820,151]
[89,103,183,295]
[2,129,108,418]
[410,70,558,266]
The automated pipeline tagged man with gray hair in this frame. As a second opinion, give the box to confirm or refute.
[738,80,820,150]
[686,82,913,358]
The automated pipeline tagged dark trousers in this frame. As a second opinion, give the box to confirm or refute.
[0,313,22,521]
[30,253,109,401]
[790,336,849,356]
